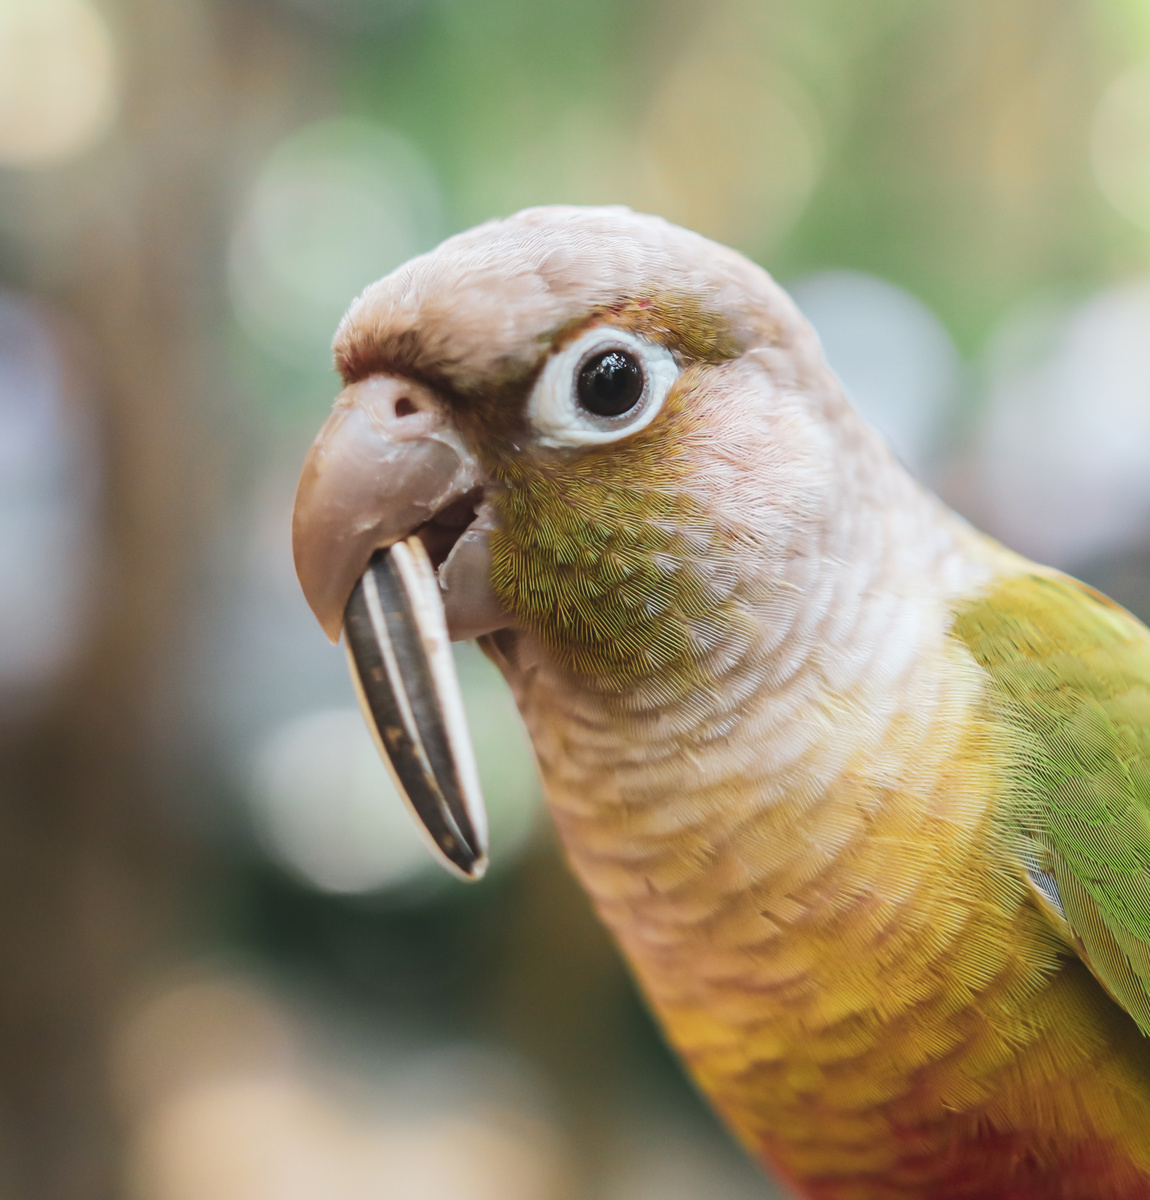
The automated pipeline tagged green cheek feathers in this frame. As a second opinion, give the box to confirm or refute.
[489,473,734,693]
[487,391,745,694]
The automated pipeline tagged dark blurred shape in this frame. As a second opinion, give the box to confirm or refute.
[0,1,263,1195]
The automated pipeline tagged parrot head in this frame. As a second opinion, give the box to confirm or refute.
[292,205,900,881]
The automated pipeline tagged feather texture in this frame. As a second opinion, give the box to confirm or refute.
[955,573,1150,1037]
[325,205,1150,1199]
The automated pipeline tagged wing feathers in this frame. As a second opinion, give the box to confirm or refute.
[954,572,1150,1035]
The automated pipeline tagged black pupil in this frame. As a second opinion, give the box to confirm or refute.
[576,350,644,417]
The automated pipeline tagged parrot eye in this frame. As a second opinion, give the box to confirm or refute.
[527,325,680,447]
[576,350,644,417]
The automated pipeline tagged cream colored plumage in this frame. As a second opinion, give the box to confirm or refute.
[293,206,1150,1199]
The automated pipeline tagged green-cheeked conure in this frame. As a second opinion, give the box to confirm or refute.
[292,206,1150,1200]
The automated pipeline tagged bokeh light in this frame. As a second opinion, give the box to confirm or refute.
[0,290,97,700]
[0,0,118,168]
[1092,61,1150,230]
[117,971,570,1200]
[132,1081,566,1200]
[186,467,354,791]
[457,103,641,223]
[113,975,299,1112]
[229,118,444,369]
[606,1114,777,1200]
[967,281,1150,567]
[641,50,822,254]
[247,646,540,896]
[789,271,961,478]
[249,706,434,894]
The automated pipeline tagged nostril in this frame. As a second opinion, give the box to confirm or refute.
[394,396,417,418]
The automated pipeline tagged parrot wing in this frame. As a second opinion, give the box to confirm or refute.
[954,570,1150,1036]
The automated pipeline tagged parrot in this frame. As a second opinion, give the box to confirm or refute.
[290,205,1150,1200]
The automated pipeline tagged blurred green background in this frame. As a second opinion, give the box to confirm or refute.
[1,0,1150,1197]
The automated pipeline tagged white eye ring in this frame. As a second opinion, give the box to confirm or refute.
[527,325,680,448]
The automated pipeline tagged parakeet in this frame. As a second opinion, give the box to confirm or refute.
[291,205,1150,1199]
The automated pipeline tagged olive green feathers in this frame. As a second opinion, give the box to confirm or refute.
[956,572,1150,1037]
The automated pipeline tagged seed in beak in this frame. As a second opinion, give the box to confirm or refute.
[344,537,489,881]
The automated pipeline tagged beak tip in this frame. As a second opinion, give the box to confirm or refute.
[442,850,488,883]
[295,575,347,644]
[291,509,347,646]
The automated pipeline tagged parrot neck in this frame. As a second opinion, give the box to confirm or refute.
[483,472,1095,1192]
[488,460,1005,950]
[495,469,1002,912]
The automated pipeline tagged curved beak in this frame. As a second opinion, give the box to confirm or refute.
[292,373,509,881]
